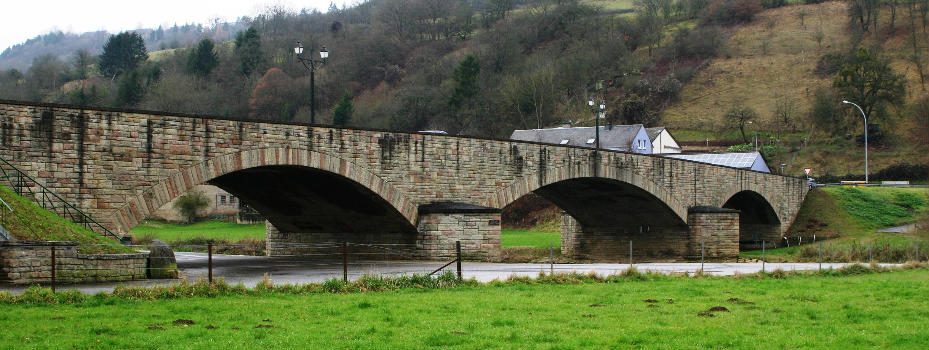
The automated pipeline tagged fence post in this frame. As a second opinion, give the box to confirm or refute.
[869,243,873,264]
[50,246,56,293]
[549,242,554,275]
[456,241,462,281]
[762,240,766,274]
[818,242,822,272]
[342,242,348,282]
[629,240,633,267]
[208,241,213,283]
[700,241,705,272]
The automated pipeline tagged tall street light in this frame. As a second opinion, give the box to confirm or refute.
[588,99,605,150]
[842,100,868,183]
[295,41,328,124]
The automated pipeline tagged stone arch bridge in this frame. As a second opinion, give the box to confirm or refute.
[0,101,808,260]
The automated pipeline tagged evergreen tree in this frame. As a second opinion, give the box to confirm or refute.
[234,27,263,77]
[332,93,354,126]
[115,70,144,107]
[99,32,148,79]
[448,54,480,109]
[186,39,219,78]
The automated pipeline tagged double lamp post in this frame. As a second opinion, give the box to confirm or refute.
[295,41,328,124]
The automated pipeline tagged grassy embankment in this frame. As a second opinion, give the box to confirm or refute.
[744,186,929,262]
[0,186,130,253]
[1,267,927,348]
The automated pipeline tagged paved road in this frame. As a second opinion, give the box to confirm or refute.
[0,252,875,294]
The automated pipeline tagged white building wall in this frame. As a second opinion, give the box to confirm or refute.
[652,130,682,154]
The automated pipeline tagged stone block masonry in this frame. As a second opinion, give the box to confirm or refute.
[416,213,501,260]
[686,207,740,259]
[265,222,418,259]
[0,100,808,260]
[562,207,740,260]
[0,241,147,284]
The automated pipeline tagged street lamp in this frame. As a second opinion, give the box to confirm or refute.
[842,100,868,183]
[746,120,758,151]
[588,99,605,150]
[295,41,328,124]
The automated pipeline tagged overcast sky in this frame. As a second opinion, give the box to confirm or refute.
[1,0,354,51]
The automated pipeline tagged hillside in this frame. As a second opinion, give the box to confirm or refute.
[0,23,246,71]
[0,186,130,253]
[661,0,929,177]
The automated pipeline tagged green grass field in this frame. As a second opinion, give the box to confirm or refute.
[129,220,265,242]
[501,229,561,248]
[2,269,927,349]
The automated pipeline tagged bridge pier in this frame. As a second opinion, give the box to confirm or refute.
[561,207,740,261]
[415,203,501,260]
[686,207,740,259]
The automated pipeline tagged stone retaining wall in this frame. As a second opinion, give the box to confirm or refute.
[265,222,417,259]
[0,241,147,284]
[561,214,690,260]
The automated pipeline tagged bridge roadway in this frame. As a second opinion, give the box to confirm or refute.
[0,100,809,260]
[0,253,870,294]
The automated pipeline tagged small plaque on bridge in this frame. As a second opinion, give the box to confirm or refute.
[488,220,500,226]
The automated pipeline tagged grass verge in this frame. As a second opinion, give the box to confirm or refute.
[501,229,561,248]
[0,266,927,348]
[129,220,265,242]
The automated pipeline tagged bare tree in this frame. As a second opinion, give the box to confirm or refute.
[725,106,758,143]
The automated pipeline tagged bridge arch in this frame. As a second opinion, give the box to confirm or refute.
[111,147,417,233]
[720,189,782,249]
[484,163,689,224]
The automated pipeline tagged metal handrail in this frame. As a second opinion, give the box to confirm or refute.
[0,155,124,242]
[0,196,11,212]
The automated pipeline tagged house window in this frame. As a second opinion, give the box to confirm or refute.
[637,140,646,150]
[229,196,236,204]
[560,139,570,145]
[220,195,226,205]
[586,138,595,144]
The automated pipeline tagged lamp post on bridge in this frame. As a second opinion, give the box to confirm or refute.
[295,42,328,124]
[588,99,605,150]
[842,100,868,183]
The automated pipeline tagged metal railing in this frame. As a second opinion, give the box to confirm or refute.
[0,155,125,243]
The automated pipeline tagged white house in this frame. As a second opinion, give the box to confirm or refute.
[510,124,652,154]
[645,127,681,154]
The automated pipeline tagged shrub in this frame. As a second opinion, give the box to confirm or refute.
[702,0,763,25]
[173,190,210,224]
[814,52,850,77]
[760,0,786,8]
[839,263,873,275]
